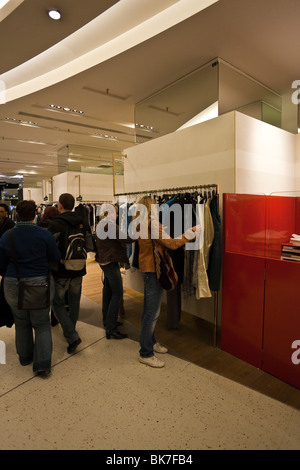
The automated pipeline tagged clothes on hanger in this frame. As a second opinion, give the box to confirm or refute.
[113,185,221,331]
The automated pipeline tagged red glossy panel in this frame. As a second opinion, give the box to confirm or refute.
[263,259,300,389]
[223,193,266,256]
[221,253,265,368]
[266,196,296,259]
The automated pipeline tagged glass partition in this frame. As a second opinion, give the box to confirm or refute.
[57,144,124,176]
[218,60,281,127]
[134,59,218,143]
[0,175,23,205]
[223,193,267,257]
[266,191,300,260]
[135,57,285,143]
[223,192,300,260]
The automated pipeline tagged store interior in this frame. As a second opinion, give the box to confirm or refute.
[1,0,300,450]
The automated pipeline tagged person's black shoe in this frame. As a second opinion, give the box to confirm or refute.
[106,331,128,340]
[103,321,123,328]
[19,357,33,366]
[67,337,82,354]
[37,370,51,378]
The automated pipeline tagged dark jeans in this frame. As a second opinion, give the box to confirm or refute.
[140,272,163,358]
[4,277,52,372]
[53,276,82,345]
[100,263,123,335]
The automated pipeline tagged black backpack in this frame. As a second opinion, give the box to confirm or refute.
[60,222,87,271]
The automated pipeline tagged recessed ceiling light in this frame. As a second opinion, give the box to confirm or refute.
[48,9,61,20]
[4,117,38,126]
[92,133,117,141]
[48,104,84,114]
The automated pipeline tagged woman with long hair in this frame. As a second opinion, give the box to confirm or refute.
[136,196,199,368]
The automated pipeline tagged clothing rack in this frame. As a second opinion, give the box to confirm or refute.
[116,183,220,348]
[75,201,113,231]
[114,183,219,198]
[76,201,111,204]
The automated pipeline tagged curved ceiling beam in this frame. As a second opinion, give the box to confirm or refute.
[0,0,218,103]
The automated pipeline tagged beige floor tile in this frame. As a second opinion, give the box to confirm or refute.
[1,323,300,450]
[1,295,300,451]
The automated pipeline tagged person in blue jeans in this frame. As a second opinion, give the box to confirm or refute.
[47,193,89,354]
[0,200,61,376]
[95,204,135,339]
[137,196,199,368]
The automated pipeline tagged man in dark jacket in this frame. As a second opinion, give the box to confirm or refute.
[95,204,135,339]
[0,203,15,238]
[0,200,61,375]
[48,193,87,354]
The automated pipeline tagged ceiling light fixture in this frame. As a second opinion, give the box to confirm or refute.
[17,139,47,145]
[4,117,38,126]
[48,104,84,114]
[135,123,155,132]
[48,9,61,20]
[92,133,117,141]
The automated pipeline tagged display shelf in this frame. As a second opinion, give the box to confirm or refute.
[221,193,300,389]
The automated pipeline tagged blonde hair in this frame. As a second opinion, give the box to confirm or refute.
[136,196,156,219]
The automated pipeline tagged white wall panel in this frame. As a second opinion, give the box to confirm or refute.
[235,112,296,194]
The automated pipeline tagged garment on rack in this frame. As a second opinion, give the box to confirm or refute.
[203,197,214,270]
[115,186,220,320]
[119,202,134,260]
[75,204,90,227]
[207,194,222,291]
[193,198,213,299]
[166,285,181,330]
[160,192,197,286]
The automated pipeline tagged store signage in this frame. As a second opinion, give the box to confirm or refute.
[0,340,6,364]
[291,340,300,365]
[291,80,300,104]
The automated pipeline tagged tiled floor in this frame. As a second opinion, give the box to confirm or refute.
[0,295,300,450]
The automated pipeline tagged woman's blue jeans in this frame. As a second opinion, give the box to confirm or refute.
[140,272,163,358]
[4,276,52,372]
[100,263,123,335]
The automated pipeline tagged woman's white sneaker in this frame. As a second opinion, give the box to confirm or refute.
[153,342,168,354]
[139,355,165,368]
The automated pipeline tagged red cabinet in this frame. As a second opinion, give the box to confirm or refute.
[221,193,300,389]
[264,259,300,389]
[221,253,265,368]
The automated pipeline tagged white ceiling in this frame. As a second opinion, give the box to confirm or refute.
[0,0,299,187]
